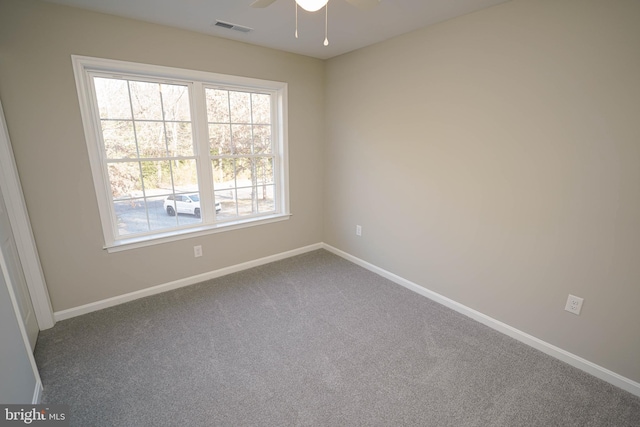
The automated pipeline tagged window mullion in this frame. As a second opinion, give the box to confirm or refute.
[192,82,215,224]
[158,84,180,229]
[126,81,152,234]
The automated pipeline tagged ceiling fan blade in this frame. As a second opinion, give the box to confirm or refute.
[345,0,381,10]
[250,0,278,8]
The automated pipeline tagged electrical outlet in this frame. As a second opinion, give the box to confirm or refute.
[194,245,203,258]
[356,225,362,236]
[565,294,584,315]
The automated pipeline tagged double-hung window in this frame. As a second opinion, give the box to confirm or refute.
[72,56,289,251]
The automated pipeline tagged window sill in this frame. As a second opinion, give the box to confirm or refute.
[104,213,291,253]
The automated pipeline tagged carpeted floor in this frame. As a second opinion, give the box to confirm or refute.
[35,250,640,426]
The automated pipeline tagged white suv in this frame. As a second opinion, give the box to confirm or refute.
[163,194,221,218]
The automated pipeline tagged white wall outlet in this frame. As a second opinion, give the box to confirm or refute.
[565,294,584,315]
[194,245,203,258]
[356,225,362,236]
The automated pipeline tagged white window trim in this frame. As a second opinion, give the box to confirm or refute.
[72,55,290,252]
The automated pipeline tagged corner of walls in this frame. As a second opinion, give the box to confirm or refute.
[0,0,326,313]
[322,0,640,386]
[321,243,640,398]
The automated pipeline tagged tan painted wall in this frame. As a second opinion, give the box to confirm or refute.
[0,0,324,311]
[324,0,640,383]
[1,0,639,386]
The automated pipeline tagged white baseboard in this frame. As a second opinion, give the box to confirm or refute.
[52,241,640,398]
[322,243,640,398]
[54,243,323,322]
[32,381,42,404]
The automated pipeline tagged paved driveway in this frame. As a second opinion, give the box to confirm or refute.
[114,199,201,235]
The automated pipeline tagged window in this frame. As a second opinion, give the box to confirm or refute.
[72,56,289,251]
[206,88,276,219]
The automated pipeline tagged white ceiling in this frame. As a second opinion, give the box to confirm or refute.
[42,0,511,60]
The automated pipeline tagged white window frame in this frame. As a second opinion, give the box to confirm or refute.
[72,56,290,252]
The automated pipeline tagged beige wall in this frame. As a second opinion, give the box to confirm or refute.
[0,0,324,311]
[325,0,640,383]
[1,0,639,386]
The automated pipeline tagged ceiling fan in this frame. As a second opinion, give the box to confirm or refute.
[251,0,381,11]
[251,0,382,46]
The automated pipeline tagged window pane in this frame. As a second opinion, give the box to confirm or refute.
[135,121,167,158]
[253,125,272,154]
[206,89,230,123]
[148,195,181,231]
[165,122,194,157]
[151,194,203,230]
[130,81,163,120]
[107,162,142,199]
[177,210,203,226]
[235,157,253,186]
[114,197,150,236]
[212,158,235,187]
[209,124,231,156]
[257,185,275,213]
[237,186,256,216]
[229,91,251,123]
[171,159,199,191]
[215,189,237,219]
[252,93,271,124]
[94,78,132,120]
[113,195,204,235]
[256,157,274,185]
[161,84,191,121]
[140,161,174,195]
[232,125,252,155]
[102,120,137,159]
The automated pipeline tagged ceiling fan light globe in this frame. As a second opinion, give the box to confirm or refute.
[295,0,329,12]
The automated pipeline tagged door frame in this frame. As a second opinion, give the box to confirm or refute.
[1,258,44,403]
[0,99,54,330]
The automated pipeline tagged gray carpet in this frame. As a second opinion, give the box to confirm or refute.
[35,250,640,426]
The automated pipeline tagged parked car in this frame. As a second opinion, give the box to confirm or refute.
[163,193,221,218]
